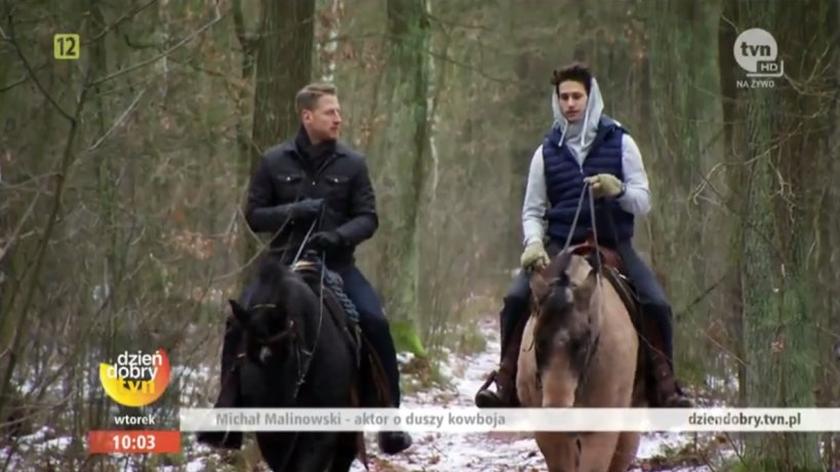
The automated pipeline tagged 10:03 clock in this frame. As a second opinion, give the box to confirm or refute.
[88,430,180,454]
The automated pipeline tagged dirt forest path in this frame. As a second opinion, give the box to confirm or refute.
[354,318,714,472]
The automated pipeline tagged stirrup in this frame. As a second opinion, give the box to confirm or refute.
[662,384,693,407]
[477,370,498,392]
[475,370,502,408]
[662,392,692,408]
[378,431,412,455]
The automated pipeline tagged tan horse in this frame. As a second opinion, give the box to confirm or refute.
[517,248,643,472]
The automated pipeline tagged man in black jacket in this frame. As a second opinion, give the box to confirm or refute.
[211,83,411,454]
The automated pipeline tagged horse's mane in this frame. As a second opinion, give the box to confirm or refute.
[533,252,599,377]
[252,253,319,325]
[255,254,292,294]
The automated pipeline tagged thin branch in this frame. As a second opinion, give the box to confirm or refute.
[0,171,60,191]
[674,270,731,320]
[0,23,73,122]
[213,208,290,283]
[168,56,249,92]
[121,32,162,50]
[0,187,41,262]
[701,328,748,369]
[90,0,158,42]
[90,10,228,86]
[0,51,92,429]
[87,88,146,151]
[0,74,27,93]
[423,47,513,85]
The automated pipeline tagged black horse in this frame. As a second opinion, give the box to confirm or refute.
[230,255,361,471]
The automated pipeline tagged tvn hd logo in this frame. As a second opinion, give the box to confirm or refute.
[100,349,171,407]
[734,28,784,89]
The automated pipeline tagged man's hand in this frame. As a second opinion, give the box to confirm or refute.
[584,174,623,199]
[520,241,550,271]
[290,198,324,220]
[309,231,344,250]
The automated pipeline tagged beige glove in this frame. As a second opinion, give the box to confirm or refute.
[520,241,550,271]
[585,173,624,199]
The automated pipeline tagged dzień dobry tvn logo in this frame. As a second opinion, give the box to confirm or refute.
[734,28,784,89]
[100,349,171,407]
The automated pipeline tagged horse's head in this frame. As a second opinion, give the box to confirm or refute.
[530,249,600,387]
[231,258,299,366]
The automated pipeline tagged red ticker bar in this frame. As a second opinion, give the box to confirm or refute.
[88,430,180,454]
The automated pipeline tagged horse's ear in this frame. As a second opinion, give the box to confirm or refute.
[584,250,602,274]
[530,271,550,306]
[529,271,552,307]
[557,250,572,272]
[229,299,249,324]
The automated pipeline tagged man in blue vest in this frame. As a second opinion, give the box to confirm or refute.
[475,63,691,408]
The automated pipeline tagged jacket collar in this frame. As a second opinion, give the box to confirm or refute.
[289,126,348,158]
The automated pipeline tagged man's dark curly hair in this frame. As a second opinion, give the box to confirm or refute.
[551,62,592,95]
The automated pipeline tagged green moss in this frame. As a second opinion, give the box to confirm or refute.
[390,319,426,357]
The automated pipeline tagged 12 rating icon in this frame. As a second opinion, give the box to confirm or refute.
[54,34,80,60]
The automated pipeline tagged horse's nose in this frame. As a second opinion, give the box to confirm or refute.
[259,346,272,364]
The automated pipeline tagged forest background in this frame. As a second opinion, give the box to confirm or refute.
[1,0,838,470]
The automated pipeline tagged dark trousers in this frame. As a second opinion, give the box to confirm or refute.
[220,265,402,407]
[615,240,674,365]
[499,270,530,358]
[499,239,675,365]
[334,265,402,407]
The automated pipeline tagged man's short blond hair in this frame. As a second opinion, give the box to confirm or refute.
[295,82,337,114]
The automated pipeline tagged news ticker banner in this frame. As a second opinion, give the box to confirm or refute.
[179,407,840,433]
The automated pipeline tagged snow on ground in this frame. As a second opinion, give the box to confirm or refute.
[346,317,727,472]
[2,317,732,471]
[172,363,214,406]
[0,426,75,471]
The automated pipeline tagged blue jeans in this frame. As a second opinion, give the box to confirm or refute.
[334,265,402,407]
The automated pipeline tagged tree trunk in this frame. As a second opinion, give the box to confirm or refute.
[247,0,314,261]
[718,0,749,410]
[251,0,314,157]
[722,0,832,466]
[374,0,430,332]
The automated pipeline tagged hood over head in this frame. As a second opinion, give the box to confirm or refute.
[550,77,604,161]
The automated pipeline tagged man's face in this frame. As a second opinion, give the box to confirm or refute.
[557,80,588,123]
[302,94,342,143]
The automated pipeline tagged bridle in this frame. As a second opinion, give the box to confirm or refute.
[238,256,327,401]
[247,304,298,345]
[533,181,604,393]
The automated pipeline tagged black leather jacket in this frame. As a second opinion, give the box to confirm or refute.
[245,135,378,269]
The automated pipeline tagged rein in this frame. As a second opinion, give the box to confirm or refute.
[560,180,603,269]
[535,181,604,394]
[266,216,328,399]
[577,184,603,392]
[292,255,326,398]
[291,218,320,266]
